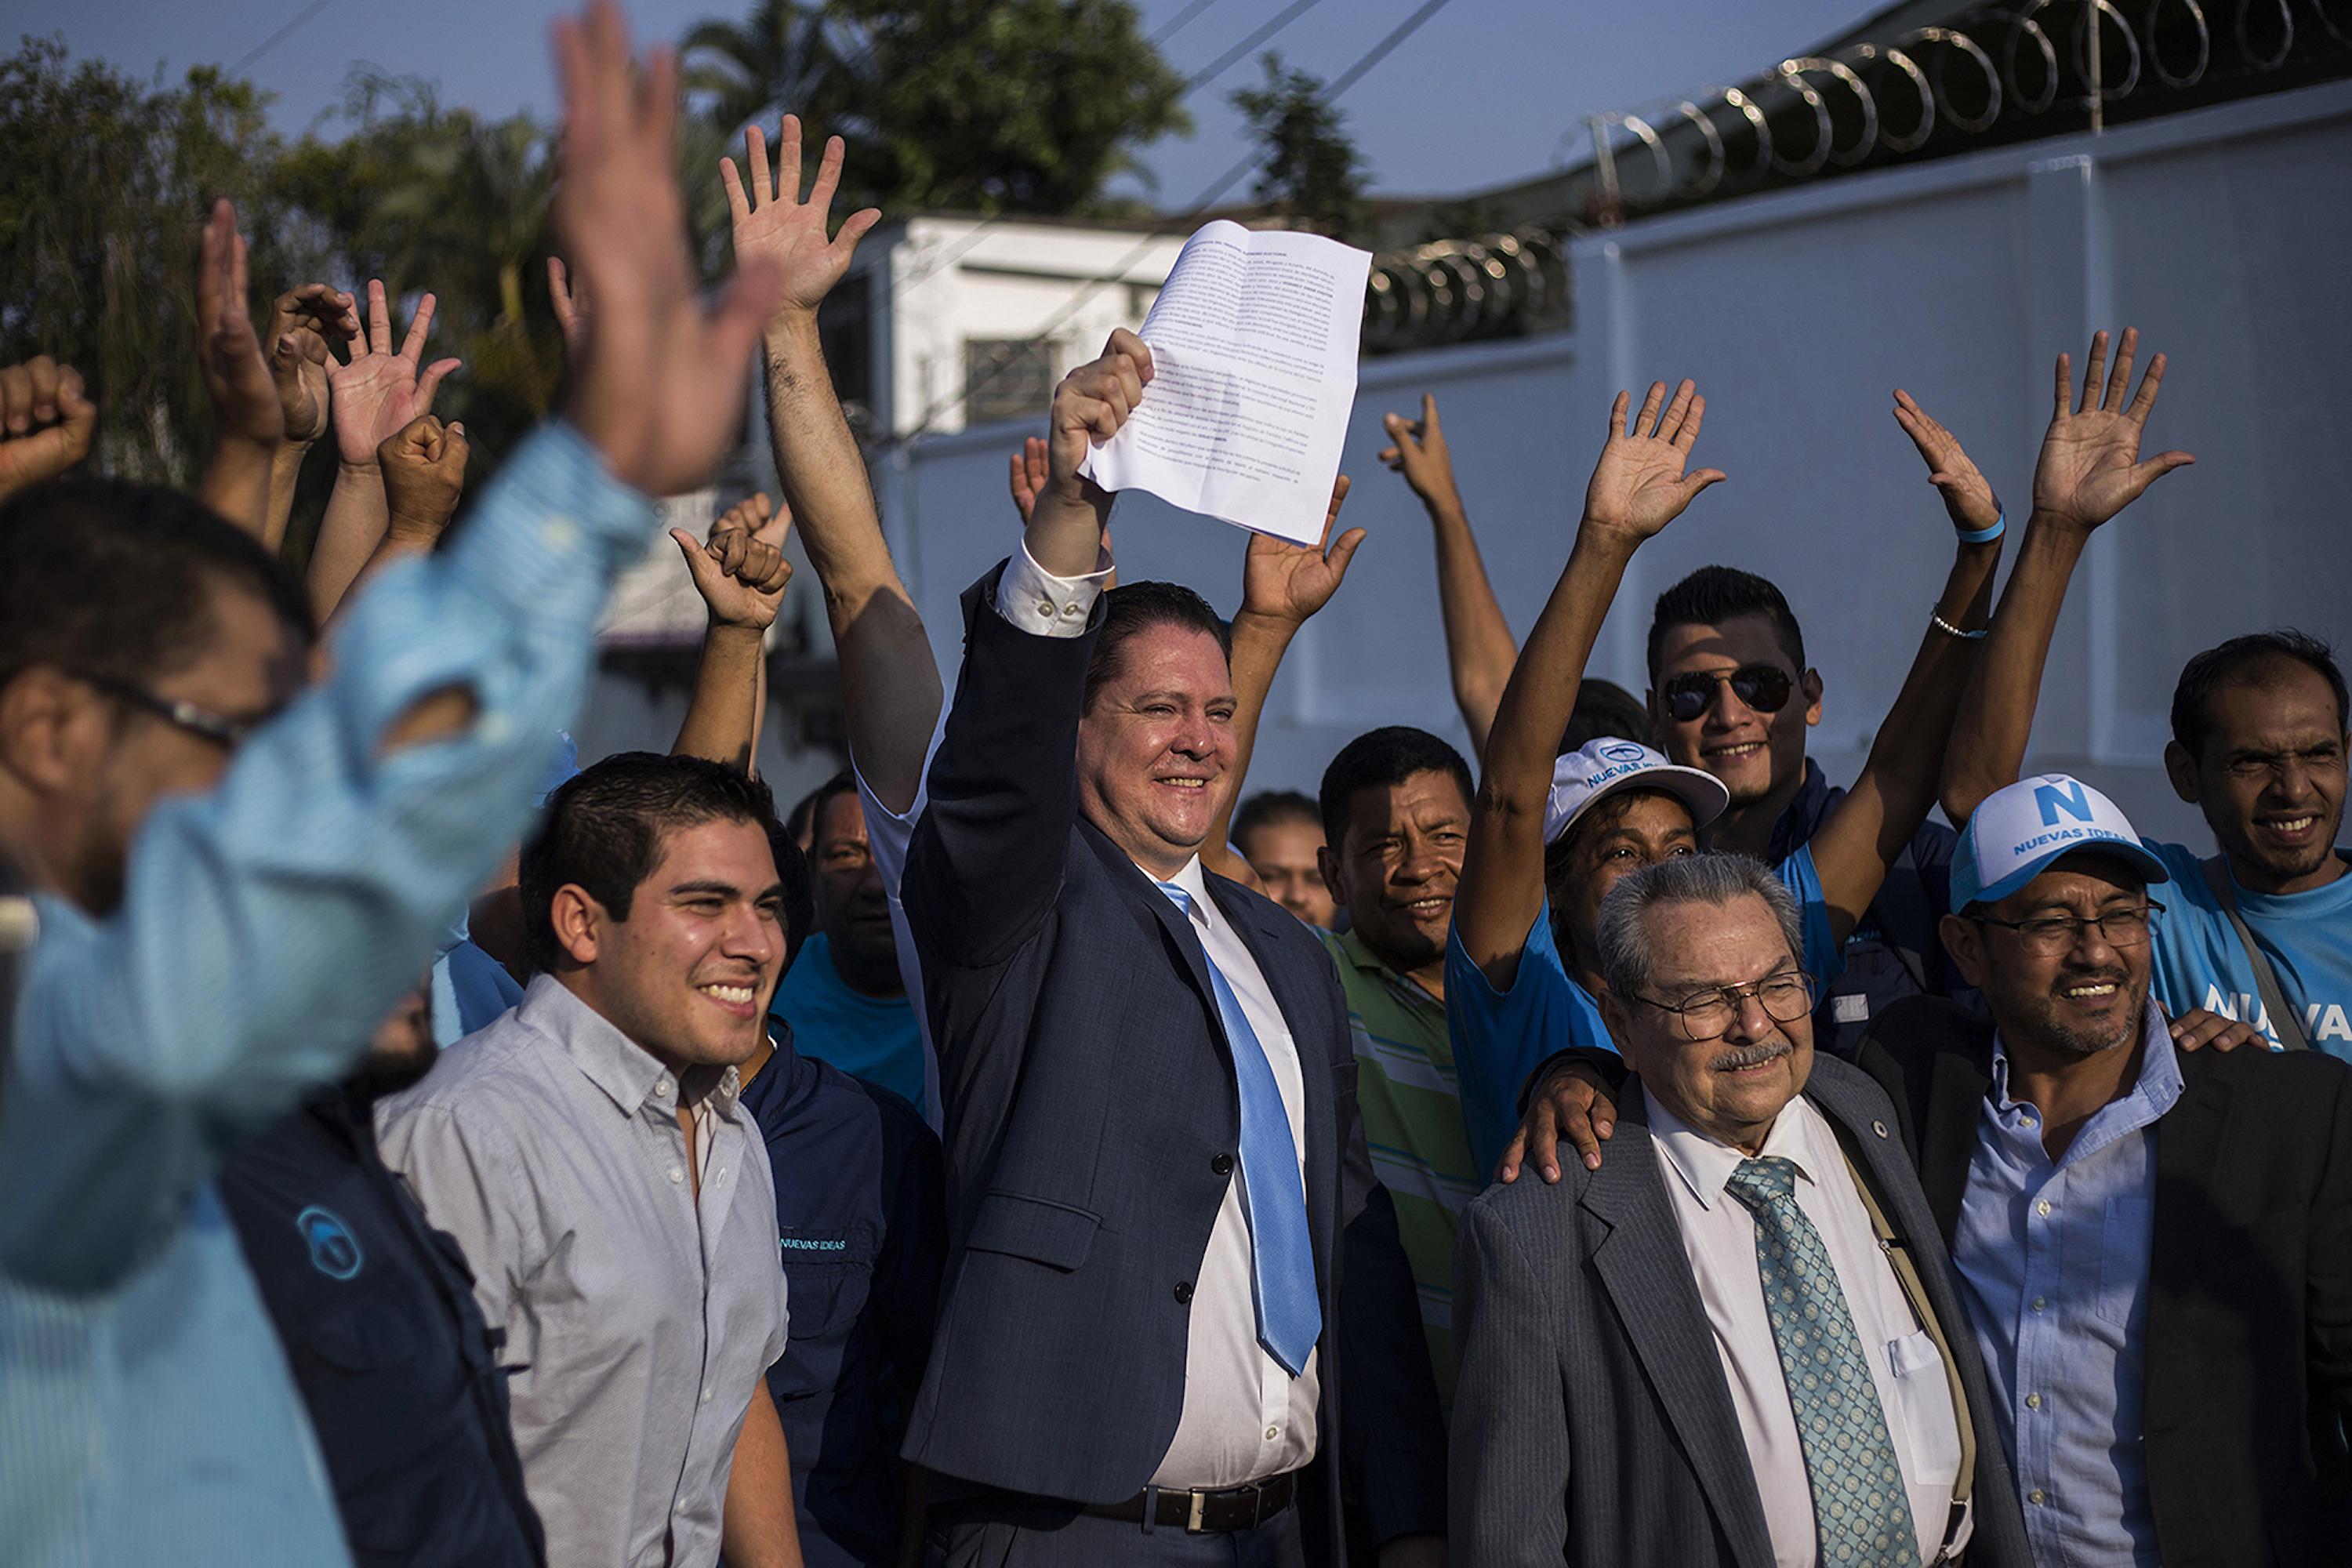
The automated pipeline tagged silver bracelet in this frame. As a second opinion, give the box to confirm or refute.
[1931,611,1988,641]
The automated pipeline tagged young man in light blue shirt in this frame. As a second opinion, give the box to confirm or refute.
[0,6,793,1559]
[1936,328,2351,1057]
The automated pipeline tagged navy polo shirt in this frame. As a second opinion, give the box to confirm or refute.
[219,1087,543,1568]
[742,1022,945,1568]
[1769,757,1982,1055]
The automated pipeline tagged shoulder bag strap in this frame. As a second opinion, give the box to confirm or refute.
[2201,855,2309,1050]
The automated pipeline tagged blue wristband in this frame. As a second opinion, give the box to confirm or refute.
[1955,510,2005,546]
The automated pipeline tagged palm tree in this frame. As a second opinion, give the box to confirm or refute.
[682,0,868,145]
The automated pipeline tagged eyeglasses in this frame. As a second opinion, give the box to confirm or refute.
[1635,969,1817,1042]
[72,671,257,749]
[1661,663,1795,724]
[1969,902,2165,957]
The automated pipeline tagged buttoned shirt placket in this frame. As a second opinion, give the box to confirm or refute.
[1971,1014,2179,1566]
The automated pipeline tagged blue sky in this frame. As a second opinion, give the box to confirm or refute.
[27,0,1875,202]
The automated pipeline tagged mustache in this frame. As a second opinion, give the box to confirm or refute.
[1711,1037,1793,1072]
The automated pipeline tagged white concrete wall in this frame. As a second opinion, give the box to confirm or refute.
[883,80,2352,847]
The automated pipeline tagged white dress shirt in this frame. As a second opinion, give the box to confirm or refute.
[996,541,1322,1489]
[1648,1094,1967,1567]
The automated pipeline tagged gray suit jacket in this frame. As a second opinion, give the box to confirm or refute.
[1449,1055,2032,1567]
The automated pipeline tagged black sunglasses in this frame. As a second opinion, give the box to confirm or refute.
[1661,663,1795,724]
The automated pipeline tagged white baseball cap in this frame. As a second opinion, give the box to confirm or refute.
[1950,772,2171,913]
[1544,738,1730,846]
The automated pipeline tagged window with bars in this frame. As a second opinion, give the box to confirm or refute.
[964,337,1057,426]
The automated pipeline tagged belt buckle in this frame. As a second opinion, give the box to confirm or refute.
[1185,1488,1210,1534]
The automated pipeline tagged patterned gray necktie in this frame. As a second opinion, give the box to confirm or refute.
[1722,1155,1920,1567]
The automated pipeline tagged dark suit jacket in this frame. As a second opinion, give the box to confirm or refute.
[1856,996,2352,1567]
[898,565,1444,1552]
[1450,1055,2034,1568]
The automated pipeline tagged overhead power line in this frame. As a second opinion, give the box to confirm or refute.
[228,0,338,77]
[883,0,1457,448]
[891,0,1328,297]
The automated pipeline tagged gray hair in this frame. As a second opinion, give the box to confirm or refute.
[1595,853,1807,1003]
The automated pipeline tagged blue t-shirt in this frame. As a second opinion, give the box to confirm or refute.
[771,932,930,1115]
[2144,840,2352,1058]
[1446,845,1845,1175]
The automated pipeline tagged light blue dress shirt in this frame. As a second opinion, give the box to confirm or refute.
[1951,1000,2183,1567]
[0,424,654,1567]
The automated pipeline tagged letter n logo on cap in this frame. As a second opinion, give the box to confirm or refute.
[2034,779,2095,828]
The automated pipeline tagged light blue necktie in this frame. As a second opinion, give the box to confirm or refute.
[1156,880,1321,1375]
[1723,1156,1920,1568]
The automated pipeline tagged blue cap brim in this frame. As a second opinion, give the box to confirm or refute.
[1965,834,2171,911]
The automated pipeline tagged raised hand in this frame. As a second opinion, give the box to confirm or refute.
[1581,378,1725,543]
[721,115,881,321]
[672,492,794,629]
[1047,330,1152,492]
[555,0,786,495]
[547,255,589,365]
[0,357,98,502]
[266,283,359,445]
[1892,388,2002,535]
[330,280,461,469]
[2031,327,2194,533]
[1025,328,1152,572]
[1240,477,1365,627]
[1378,393,1465,514]
[197,199,284,446]
[377,414,470,544]
[1008,435,1048,524]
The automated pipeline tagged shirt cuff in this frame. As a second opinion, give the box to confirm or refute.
[994,538,1112,638]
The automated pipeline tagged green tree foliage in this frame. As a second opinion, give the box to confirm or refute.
[1231,53,1364,243]
[684,0,1190,214]
[1,4,1189,499]
[0,38,314,484]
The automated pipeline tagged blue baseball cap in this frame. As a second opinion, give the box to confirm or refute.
[1949,772,2171,913]
[1544,737,1730,845]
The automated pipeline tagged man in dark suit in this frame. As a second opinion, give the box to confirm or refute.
[899,331,1444,1566]
[1855,771,2352,1566]
[1453,853,2031,1567]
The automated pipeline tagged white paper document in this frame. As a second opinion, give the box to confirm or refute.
[1080,220,1372,546]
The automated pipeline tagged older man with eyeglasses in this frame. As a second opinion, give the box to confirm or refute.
[1849,772,2352,1568]
[1451,852,2031,1567]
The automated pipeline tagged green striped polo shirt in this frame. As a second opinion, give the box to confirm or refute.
[1315,925,1480,1410]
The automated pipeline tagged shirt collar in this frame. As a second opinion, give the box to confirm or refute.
[1147,854,1217,934]
[1988,993,2183,1162]
[517,973,742,1119]
[1646,1088,1824,1211]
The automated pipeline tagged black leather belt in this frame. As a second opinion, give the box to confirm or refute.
[1083,1471,1298,1534]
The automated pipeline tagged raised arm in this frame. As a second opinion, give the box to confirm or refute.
[901,332,1147,969]
[1941,328,2193,824]
[0,0,787,1291]
[193,201,288,537]
[260,282,361,551]
[1379,394,1518,757]
[1799,389,2008,939]
[307,281,463,622]
[1454,381,1723,989]
[324,413,470,631]
[1202,478,1364,884]
[671,492,793,770]
[721,118,943,812]
[1011,433,1117,590]
[0,357,97,503]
